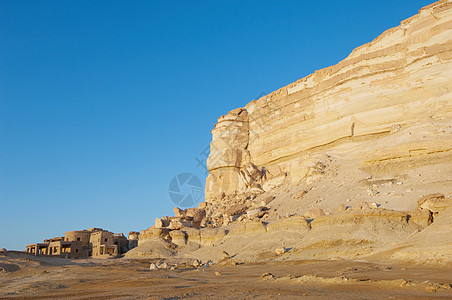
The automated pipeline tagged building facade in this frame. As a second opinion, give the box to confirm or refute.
[26,228,130,258]
[90,231,129,257]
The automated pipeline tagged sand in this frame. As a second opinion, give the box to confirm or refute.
[1,251,451,299]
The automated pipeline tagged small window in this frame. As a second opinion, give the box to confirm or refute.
[77,237,80,241]
[75,249,79,253]
[105,238,108,242]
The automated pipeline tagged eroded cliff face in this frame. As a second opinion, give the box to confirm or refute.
[130,1,452,266]
[205,0,452,202]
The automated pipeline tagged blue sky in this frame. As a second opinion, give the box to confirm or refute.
[0,0,434,250]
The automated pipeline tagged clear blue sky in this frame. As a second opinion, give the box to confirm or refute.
[0,0,434,250]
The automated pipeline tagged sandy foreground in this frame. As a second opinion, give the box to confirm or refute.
[1,252,451,299]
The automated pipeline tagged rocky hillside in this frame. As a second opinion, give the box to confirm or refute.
[128,0,452,265]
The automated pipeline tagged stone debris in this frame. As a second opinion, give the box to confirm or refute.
[192,259,201,268]
[337,204,347,212]
[293,190,307,199]
[158,261,168,269]
[260,272,275,280]
[221,251,230,261]
[275,247,287,255]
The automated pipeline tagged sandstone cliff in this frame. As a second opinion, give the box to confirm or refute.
[206,0,452,201]
[129,0,452,265]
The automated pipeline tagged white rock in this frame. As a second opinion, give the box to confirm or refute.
[192,259,201,268]
[158,261,168,269]
[275,247,287,255]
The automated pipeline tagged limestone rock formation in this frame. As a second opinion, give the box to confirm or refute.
[129,0,452,265]
[205,0,452,202]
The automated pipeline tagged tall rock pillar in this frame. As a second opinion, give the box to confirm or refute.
[205,108,252,202]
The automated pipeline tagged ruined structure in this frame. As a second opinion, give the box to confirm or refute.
[26,228,130,258]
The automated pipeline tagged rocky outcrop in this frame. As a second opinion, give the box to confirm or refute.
[205,108,268,201]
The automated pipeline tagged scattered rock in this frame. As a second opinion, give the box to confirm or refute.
[391,124,402,132]
[192,259,201,268]
[275,247,287,255]
[225,203,248,216]
[260,272,275,280]
[354,202,371,210]
[293,190,307,199]
[261,195,275,205]
[247,207,265,218]
[221,251,230,261]
[149,263,159,270]
[215,271,221,276]
[158,261,168,269]
[337,204,347,212]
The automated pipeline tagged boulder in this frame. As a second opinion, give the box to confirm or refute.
[173,207,185,218]
[155,216,170,228]
[275,247,287,255]
[221,250,230,261]
[246,207,265,219]
[224,203,248,216]
[158,261,169,269]
[354,202,372,210]
[185,208,206,228]
[168,219,192,231]
[260,272,275,280]
[337,204,347,212]
[293,190,308,199]
[261,195,275,205]
[192,259,201,268]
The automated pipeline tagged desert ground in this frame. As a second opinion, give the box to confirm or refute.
[1,251,451,299]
